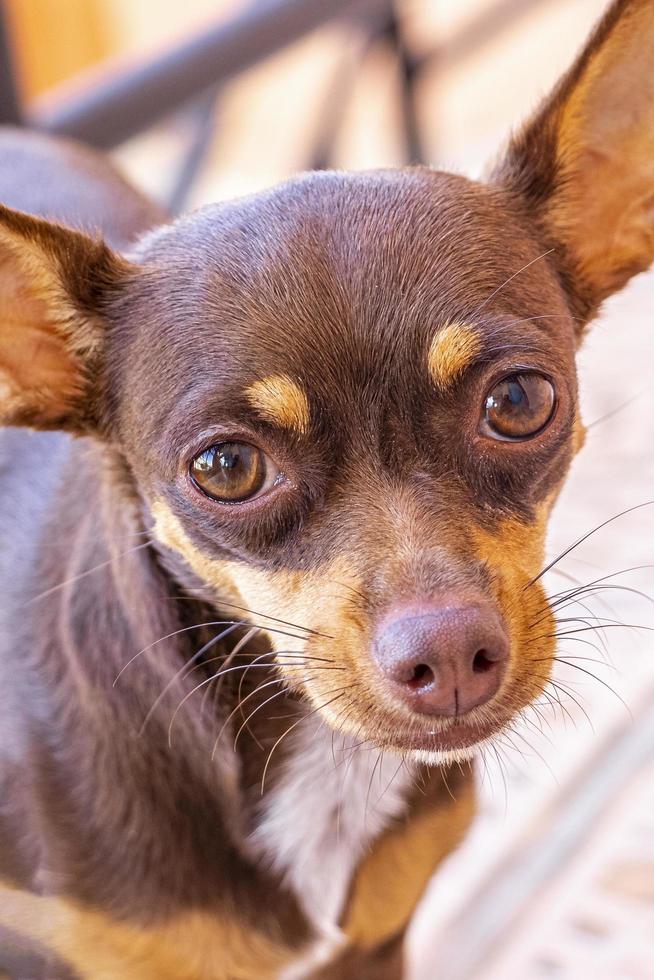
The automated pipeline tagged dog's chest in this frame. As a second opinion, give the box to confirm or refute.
[249,718,413,965]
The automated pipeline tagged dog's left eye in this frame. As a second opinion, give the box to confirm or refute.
[189,442,280,502]
[481,372,555,440]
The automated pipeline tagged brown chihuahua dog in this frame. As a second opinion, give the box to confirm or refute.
[1,1,652,977]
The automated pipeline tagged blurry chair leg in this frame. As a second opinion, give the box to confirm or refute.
[168,86,221,215]
[382,3,426,166]
[305,0,427,173]
[305,27,374,172]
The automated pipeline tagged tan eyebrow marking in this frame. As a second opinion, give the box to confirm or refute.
[427,321,482,391]
[245,374,310,435]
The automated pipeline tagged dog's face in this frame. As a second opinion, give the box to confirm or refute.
[0,0,652,762]
[111,169,577,761]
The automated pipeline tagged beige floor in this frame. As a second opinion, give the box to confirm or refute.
[109,1,653,977]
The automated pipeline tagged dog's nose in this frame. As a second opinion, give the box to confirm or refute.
[373,602,508,717]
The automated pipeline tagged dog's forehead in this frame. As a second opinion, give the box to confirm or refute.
[124,169,573,435]
[139,168,565,346]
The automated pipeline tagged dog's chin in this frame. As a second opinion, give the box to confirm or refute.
[360,715,508,767]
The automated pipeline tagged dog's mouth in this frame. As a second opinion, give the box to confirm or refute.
[379,716,503,758]
[344,706,511,762]
[303,670,526,764]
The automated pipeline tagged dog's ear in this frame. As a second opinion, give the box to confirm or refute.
[493,0,654,326]
[0,203,134,431]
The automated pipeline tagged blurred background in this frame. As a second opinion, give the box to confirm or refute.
[1,1,653,977]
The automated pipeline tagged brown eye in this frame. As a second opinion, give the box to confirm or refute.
[190,442,279,502]
[482,372,556,440]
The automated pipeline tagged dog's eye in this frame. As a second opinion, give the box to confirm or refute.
[482,372,555,440]
[189,442,280,502]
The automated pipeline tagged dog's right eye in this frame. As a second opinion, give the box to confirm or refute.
[189,442,280,503]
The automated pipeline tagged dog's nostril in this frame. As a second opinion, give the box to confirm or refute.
[472,649,494,674]
[406,663,435,690]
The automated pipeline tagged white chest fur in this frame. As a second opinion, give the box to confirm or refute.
[249,717,413,975]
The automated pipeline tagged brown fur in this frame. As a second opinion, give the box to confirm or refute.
[0,2,652,975]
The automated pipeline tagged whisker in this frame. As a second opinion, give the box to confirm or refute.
[205,627,260,711]
[139,623,242,734]
[501,313,580,329]
[489,743,509,815]
[195,598,330,638]
[24,541,152,607]
[260,689,353,794]
[545,679,595,731]
[586,385,650,430]
[552,623,653,638]
[470,248,556,318]
[364,751,384,827]
[165,653,312,746]
[232,681,293,749]
[553,659,631,715]
[525,502,654,591]
[113,620,311,686]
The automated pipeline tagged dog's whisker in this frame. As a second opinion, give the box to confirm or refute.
[196,598,330,639]
[488,743,510,815]
[525,501,654,591]
[233,682,301,750]
[260,689,354,795]
[113,620,313,686]
[139,623,243,734]
[364,750,384,826]
[165,653,316,746]
[328,578,368,603]
[548,567,654,608]
[506,724,559,784]
[552,622,654,637]
[470,248,556,318]
[24,541,152,607]
[500,313,580,329]
[553,659,631,714]
[206,627,261,710]
[586,384,650,431]
[211,676,286,755]
[544,678,595,731]
[529,572,654,630]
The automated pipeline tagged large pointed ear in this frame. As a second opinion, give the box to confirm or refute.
[0,203,133,431]
[492,0,654,325]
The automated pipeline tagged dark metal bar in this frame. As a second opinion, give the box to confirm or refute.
[383,6,425,165]
[29,0,384,149]
[167,87,221,216]
[0,0,22,124]
[306,31,372,171]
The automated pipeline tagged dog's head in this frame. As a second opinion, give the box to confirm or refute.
[1,0,652,762]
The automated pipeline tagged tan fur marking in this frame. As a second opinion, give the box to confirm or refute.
[152,499,355,674]
[342,774,475,949]
[152,500,352,646]
[152,500,314,640]
[246,374,310,435]
[573,414,587,455]
[427,322,482,390]
[0,880,290,980]
[468,500,558,712]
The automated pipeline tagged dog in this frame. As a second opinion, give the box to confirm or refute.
[0,1,652,976]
